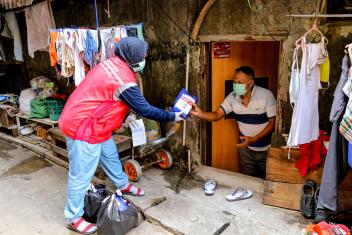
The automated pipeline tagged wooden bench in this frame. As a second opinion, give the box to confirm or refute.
[48,127,132,160]
[15,113,58,135]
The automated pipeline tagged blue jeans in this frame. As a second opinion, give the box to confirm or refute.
[64,137,128,220]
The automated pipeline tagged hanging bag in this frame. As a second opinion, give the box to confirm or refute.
[289,47,300,107]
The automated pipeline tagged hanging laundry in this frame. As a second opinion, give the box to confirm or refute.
[74,29,87,86]
[100,28,115,61]
[320,56,330,88]
[85,30,98,68]
[287,41,327,147]
[289,47,300,106]
[0,0,33,9]
[61,29,75,78]
[0,12,23,61]
[125,24,144,41]
[316,54,350,213]
[295,130,329,176]
[340,44,352,142]
[49,31,58,66]
[113,27,127,42]
[25,1,55,58]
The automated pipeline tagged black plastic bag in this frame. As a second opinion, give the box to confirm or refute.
[83,184,109,223]
[97,192,138,235]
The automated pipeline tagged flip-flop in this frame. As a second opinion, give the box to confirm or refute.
[226,189,253,202]
[204,179,217,196]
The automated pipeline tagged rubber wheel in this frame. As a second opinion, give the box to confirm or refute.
[124,159,142,182]
[156,149,173,169]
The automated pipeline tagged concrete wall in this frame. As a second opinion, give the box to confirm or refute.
[23,0,352,168]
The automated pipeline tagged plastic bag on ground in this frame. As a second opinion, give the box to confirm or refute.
[83,184,109,223]
[19,88,35,115]
[97,191,138,235]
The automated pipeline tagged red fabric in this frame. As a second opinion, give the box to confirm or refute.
[295,130,330,176]
[59,57,136,144]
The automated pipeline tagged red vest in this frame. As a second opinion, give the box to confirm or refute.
[59,57,136,144]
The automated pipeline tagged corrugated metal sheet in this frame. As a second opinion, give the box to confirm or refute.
[0,0,33,10]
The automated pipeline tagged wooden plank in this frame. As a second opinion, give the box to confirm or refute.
[263,181,352,211]
[16,113,58,126]
[263,181,301,211]
[51,145,68,159]
[266,147,324,184]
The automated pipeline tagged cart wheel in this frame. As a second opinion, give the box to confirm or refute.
[124,159,142,182]
[156,149,173,169]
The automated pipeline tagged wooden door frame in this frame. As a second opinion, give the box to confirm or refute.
[200,35,286,167]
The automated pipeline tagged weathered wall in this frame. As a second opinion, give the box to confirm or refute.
[23,0,352,168]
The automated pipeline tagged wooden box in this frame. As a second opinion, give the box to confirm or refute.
[263,147,352,211]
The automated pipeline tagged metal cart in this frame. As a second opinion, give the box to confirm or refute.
[123,123,180,181]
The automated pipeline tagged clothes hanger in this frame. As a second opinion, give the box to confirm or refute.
[295,19,328,47]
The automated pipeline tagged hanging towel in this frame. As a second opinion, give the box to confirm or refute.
[1,12,23,61]
[85,30,98,68]
[25,1,56,58]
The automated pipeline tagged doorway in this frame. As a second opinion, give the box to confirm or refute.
[210,41,280,172]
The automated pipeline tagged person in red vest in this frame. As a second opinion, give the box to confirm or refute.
[59,37,184,235]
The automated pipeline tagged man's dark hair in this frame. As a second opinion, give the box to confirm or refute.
[235,66,255,80]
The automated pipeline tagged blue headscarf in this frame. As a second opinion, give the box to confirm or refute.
[114,37,148,65]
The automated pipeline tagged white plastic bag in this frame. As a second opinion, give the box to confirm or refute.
[289,48,300,107]
[19,88,35,115]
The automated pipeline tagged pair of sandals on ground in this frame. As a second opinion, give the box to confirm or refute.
[68,183,143,235]
[204,179,253,201]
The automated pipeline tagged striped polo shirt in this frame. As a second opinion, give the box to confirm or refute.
[220,85,277,151]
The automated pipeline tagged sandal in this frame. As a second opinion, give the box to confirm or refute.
[204,179,217,196]
[120,183,145,196]
[300,180,316,218]
[67,217,97,235]
[226,189,253,202]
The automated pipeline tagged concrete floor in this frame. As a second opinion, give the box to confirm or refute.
[0,139,169,235]
[0,137,309,235]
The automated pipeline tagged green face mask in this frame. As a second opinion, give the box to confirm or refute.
[130,59,146,73]
[233,83,248,96]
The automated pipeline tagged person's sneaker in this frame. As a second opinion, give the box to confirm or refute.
[67,217,97,235]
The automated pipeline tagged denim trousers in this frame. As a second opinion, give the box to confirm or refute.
[64,136,128,220]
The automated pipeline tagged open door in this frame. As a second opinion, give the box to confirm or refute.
[211,41,280,172]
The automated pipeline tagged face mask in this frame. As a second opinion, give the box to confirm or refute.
[233,82,249,96]
[130,60,146,73]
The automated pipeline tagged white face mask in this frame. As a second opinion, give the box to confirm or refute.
[130,60,146,73]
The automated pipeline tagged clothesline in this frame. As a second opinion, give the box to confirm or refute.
[286,14,352,18]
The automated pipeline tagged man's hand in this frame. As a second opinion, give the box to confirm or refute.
[190,103,203,117]
[236,136,255,148]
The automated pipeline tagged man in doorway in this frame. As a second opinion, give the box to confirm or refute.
[191,66,276,179]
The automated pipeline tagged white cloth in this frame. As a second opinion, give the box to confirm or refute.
[25,1,55,58]
[73,29,86,86]
[1,12,23,61]
[287,42,327,146]
[289,47,299,106]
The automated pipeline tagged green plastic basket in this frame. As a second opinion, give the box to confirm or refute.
[45,99,65,121]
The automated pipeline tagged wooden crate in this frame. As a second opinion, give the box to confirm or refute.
[263,147,352,211]
[263,181,352,211]
[48,127,133,159]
